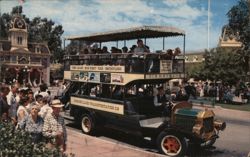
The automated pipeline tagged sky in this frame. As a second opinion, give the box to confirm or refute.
[0,0,239,52]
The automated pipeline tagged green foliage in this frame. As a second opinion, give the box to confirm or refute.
[28,17,65,63]
[0,6,64,63]
[0,122,60,157]
[227,0,250,76]
[65,41,79,55]
[190,48,244,84]
[0,13,11,38]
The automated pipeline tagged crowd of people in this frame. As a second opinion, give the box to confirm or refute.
[0,82,67,153]
[171,81,250,103]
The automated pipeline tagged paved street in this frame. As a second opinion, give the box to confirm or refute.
[64,106,250,157]
[47,86,250,157]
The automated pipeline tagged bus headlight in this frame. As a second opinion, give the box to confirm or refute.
[214,120,226,131]
[193,124,204,137]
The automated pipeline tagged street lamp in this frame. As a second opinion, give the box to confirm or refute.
[22,66,30,86]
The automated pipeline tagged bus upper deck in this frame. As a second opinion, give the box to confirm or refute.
[64,26,186,84]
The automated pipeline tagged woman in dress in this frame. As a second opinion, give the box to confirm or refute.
[20,105,44,143]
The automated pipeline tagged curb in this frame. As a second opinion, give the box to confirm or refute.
[192,103,215,108]
[66,128,166,157]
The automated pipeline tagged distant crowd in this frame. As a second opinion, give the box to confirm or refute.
[171,81,250,104]
[0,82,67,153]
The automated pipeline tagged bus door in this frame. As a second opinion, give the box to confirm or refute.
[114,100,141,134]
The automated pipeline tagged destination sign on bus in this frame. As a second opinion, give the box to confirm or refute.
[160,60,172,73]
[145,73,185,79]
[70,65,125,73]
[71,97,124,115]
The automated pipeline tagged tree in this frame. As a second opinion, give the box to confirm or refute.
[227,0,250,79]
[28,17,65,63]
[0,6,64,63]
[190,48,244,85]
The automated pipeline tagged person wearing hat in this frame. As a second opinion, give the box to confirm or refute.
[43,99,67,152]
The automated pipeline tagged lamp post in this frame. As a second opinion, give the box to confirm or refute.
[23,65,30,86]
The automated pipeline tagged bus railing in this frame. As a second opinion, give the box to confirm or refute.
[63,53,184,74]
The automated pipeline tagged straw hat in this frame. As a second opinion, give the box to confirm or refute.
[51,99,64,108]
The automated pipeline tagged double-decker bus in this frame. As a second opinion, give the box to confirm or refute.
[63,26,226,157]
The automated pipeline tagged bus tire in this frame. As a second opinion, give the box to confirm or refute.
[157,131,187,157]
[81,113,95,135]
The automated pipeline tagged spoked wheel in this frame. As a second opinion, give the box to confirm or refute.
[81,114,95,135]
[157,132,187,157]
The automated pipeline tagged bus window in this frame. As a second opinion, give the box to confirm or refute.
[112,85,124,100]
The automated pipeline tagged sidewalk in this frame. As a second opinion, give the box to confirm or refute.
[66,129,165,157]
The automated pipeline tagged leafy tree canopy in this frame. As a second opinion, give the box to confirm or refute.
[190,48,244,85]
[227,0,250,75]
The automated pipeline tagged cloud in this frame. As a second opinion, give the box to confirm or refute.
[0,0,223,51]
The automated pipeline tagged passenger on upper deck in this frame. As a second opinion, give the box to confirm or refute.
[161,49,174,60]
[83,48,89,54]
[134,39,150,54]
[122,46,128,53]
[129,45,137,53]
[173,47,181,59]
[102,46,110,54]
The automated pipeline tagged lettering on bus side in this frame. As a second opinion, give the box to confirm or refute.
[70,65,125,73]
[71,97,124,115]
[145,73,185,79]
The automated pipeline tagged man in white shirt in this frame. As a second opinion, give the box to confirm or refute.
[134,39,150,54]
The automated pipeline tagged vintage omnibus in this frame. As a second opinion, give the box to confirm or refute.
[63,26,226,157]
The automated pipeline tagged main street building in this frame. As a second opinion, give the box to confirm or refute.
[0,15,50,86]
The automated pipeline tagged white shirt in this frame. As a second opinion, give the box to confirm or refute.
[134,46,149,53]
[39,104,53,119]
[6,91,18,118]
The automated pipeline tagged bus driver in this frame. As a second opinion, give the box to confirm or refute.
[154,86,172,116]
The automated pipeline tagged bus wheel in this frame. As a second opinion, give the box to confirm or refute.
[157,132,187,157]
[81,114,95,135]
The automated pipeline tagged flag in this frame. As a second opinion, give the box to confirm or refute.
[18,0,25,5]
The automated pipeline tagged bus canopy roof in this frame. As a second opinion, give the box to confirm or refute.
[65,26,185,42]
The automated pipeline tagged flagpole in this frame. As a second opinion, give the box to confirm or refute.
[207,0,210,50]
